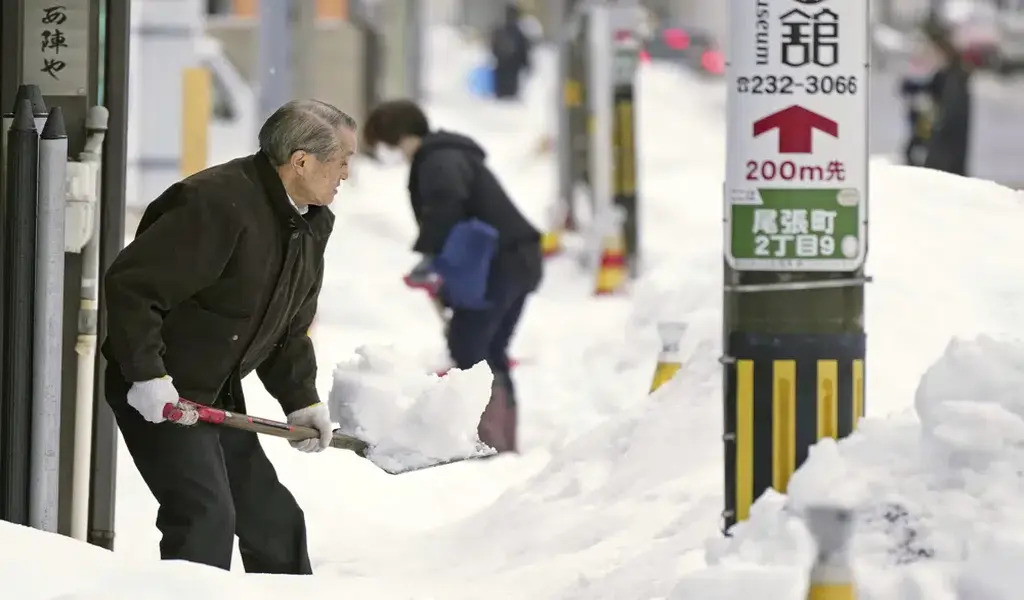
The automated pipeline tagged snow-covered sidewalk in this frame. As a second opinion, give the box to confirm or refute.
[7,23,1024,600]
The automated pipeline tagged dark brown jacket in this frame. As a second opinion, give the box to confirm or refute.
[101,151,334,414]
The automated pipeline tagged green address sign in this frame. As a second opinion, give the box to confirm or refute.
[729,188,863,271]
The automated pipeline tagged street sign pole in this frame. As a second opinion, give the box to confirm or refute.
[609,0,642,278]
[556,0,581,234]
[587,0,615,244]
[721,0,869,533]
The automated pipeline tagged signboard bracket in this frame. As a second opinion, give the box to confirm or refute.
[724,276,872,294]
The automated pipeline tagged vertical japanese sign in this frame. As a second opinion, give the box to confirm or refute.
[725,0,868,271]
[22,0,90,96]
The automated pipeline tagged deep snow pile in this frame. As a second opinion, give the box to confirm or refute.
[307,157,1024,598]
[668,335,1024,599]
[633,155,1024,598]
[661,168,1024,599]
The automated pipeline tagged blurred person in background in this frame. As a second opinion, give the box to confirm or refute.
[490,2,533,100]
[363,99,543,455]
[101,100,356,573]
[899,43,940,167]
[921,17,973,176]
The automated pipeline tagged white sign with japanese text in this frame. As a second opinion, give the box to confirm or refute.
[725,0,869,272]
[22,0,90,97]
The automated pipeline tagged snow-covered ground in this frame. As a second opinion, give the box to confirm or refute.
[6,23,1024,600]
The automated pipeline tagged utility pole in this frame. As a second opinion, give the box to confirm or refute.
[586,0,643,292]
[586,0,618,286]
[609,0,642,277]
[555,0,587,233]
[721,0,870,532]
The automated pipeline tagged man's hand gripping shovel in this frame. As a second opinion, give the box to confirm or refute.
[162,399,495,474]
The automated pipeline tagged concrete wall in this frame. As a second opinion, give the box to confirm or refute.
[310,21,369,125]
[204,17,258,78]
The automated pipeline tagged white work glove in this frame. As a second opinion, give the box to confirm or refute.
[127,375,180,424]
[286,402,334,453]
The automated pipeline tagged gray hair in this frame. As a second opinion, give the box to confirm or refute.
[258,99,357,166]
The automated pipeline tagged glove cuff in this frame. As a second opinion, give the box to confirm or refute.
[133,374,174,390]
[286,401,326,421]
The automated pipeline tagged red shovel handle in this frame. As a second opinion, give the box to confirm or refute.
[161,400,494,475]
[162,399,370,455]
[163,400,226,425]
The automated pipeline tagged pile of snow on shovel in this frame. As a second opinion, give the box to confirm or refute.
[329,344,494,472]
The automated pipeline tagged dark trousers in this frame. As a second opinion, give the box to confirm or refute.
[447,289,528,383]
[112,398,313,574]
[493,63,521,100]
[447,282,529,451]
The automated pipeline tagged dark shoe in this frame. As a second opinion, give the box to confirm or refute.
[478,376,516,453]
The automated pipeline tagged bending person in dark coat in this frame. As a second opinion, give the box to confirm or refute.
[363,99,543,454]
[101,100,358,573]
[922,18,972,177]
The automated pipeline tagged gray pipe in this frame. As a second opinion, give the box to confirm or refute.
[80,106,109,310]
[1,86,46,210]
[30,106,68,532]
[1,98,39,526]
[14,84,48,135]
[69,105,108,542]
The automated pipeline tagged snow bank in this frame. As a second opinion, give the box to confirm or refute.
[378,313,725,599]
[675,335,1024,599]
[310,84,1024,597]
[668,564,807,600]
[0,520,431,600]
[329,344,495,472]
[867,166,1024,413]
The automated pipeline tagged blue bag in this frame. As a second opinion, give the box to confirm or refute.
[467,63,495,98]
[433,218,499,310]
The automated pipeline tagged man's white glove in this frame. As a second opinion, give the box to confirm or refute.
[127,375,180,424]
[286,402,334,453]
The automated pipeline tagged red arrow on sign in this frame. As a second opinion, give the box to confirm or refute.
[752,105,838,154]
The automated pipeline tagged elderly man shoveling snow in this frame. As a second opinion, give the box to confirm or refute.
[101,100,493,576]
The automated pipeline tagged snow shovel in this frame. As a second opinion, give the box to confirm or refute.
[162,400,496,474]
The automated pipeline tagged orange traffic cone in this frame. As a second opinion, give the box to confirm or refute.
[594,230,627,295]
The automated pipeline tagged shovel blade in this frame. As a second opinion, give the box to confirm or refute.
[368,446,500,475]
